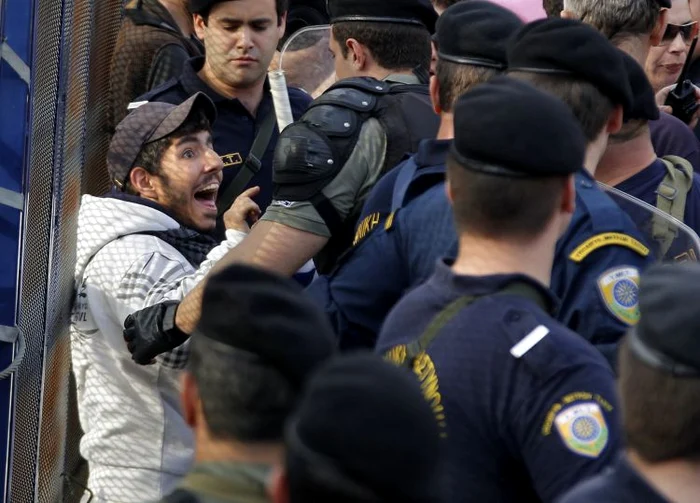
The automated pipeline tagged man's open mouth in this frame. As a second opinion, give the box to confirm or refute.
[194,183,219,210]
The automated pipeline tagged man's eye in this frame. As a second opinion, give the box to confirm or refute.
[183,149,195,159]
[252,22,269,31]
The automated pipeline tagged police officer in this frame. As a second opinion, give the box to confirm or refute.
[259,0,439,275]
[377,76,621,503]
[271,354,444,503]
[134,0,312,213]
[307,0,524,348]
[160,264,336,503]
[560,263,700,503]
[118,0,440,353]
[597,52,700,259]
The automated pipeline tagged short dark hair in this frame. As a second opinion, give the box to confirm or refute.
[124,109,211,195]
[543,0,564,17]
[436,59,499,112]
[199,0,289,23]
[447,158,568,241]
[508,71,615,143]
[188,334,297,442]
[332,22,431,73]
[619,337,700,462]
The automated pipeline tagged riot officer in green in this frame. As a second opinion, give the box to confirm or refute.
[157,264,336,503]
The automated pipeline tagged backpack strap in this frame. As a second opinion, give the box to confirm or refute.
[653,155,693,256]
[401,280,551,369]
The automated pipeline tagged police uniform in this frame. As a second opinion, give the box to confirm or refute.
[608,53,700,260]
[133,56,312,211]
[560,262,700,503]
[377,78,621,503]
[262,0,440,274]
[309,16,655,357]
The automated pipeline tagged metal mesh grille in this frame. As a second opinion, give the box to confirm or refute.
[11,0,65,499]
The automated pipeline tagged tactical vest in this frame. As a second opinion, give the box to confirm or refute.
[273,77,439,274]
[653,155,694,256]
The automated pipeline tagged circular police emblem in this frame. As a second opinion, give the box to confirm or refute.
[612,278,638,308]
[572,416,601,442]
[597,267,641,325]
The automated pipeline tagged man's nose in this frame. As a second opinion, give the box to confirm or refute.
[237,26,255,50]
[204,148,224,171]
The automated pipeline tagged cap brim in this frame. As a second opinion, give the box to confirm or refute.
[148,92,217,143]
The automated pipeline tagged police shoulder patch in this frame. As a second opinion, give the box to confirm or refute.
[569,232,649,263]
[597,266,640,325]
[554,402,609,458]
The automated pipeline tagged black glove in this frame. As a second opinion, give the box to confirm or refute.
[123,301,190,365]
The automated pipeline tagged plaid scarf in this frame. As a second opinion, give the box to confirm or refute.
[144,228,219,268]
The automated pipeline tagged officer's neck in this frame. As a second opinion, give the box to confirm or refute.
[198,62,265,116]
[194,435,284,466]
[627,450,700,503]
[451,231,556,288]
[596,129,657,186]
[614,38,651,71]
[582,131,609,177]
[436,113,454,141]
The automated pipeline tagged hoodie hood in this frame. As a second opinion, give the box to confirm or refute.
[74,194,179,281]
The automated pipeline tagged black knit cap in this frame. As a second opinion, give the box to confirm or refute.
[620,51,659,122]
[656,0,671,7]
[435,0,523,70]
[507,18,633,112]
[328,0,437,33]
[285,353,443,502]
[194,264,337,388]
[628,263,700,376]
[450,76,586,177]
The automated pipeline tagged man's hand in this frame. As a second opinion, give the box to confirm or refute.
[656,83,700,128]
[223,186,261,233]
[123,301,190,365]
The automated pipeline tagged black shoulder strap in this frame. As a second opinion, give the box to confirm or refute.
[162,488,201,502]
[402,281,550,369]
[217,110,276,216]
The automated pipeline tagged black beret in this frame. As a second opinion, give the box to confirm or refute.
[286,354,443,501]
[629,263,700,376]
[656,0,671,8]
[328,0,437,33]
[194,264,337,388]
[507,18,633,112]
[435,0,523,69]
[620,51,659,122]
[450,76,586,177]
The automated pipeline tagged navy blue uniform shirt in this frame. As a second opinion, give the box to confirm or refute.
[650,112,700,172]
[376,262,621,503]
[615,158,700,258]
[558,455,669,503]
[135,56,312,210]
[310,166,654,358]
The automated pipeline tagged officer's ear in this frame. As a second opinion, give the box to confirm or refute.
[129,166,158,199]
[429,74,442,115]
[560,9,577,20]
[606,105,624,135]
[180,372,200,429]
[445,177,455,205]
[193,13,208,41]
[562,174,576,215]
[268,466,291,503]
[651,8,670,47]
[346,38,368,71]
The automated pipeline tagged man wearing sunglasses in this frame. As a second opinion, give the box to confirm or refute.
[647,0,700,106]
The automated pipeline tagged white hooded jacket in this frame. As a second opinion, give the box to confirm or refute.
[70,194,246,503]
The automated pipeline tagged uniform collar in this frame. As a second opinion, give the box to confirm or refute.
[431,259,558,314]
[414,139,450,168]
[179,461,271,500]
[384,73,422,85]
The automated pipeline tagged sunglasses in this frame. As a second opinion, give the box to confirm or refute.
[660,21,699,45]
